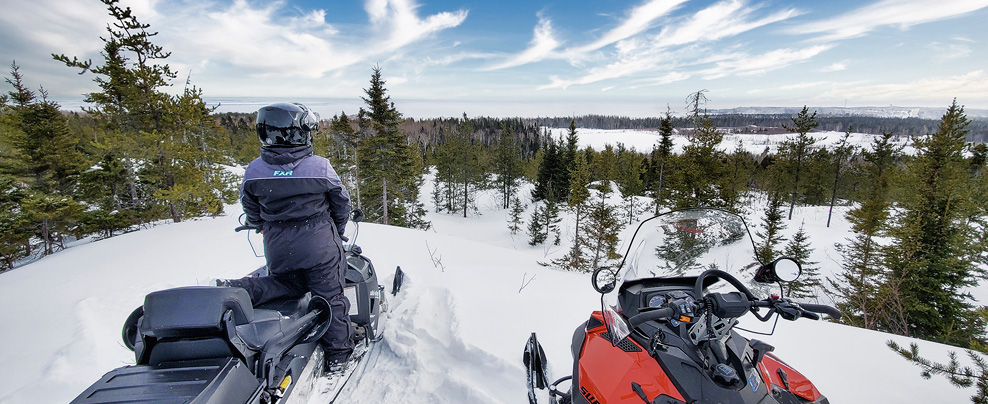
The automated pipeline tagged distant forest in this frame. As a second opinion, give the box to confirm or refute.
[527,114,988,142]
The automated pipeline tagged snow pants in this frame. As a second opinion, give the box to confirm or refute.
[230,217,354,360]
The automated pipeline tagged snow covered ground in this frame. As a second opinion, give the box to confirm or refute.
[545,127,917,156]
[0,128,983,403]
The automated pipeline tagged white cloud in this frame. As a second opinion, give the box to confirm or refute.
[820,62,847,72]
[568,0,687,54]
[166,0,465,79]
[534,0,801,89]
[700,45,833,79]
[369,0,468,52]
[484,13,560,70]
[926,42,972,61]
[652,0,799,48]
[820,70,988,103]
[796,0,988,42]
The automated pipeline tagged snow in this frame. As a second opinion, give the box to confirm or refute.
[1,129,984,403]
[546,127,917,156]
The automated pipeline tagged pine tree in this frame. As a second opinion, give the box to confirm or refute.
[583,183,622,270]
[328,112,360,207]
[782,222,820,299]
[881,100,986,347]
[827,129,857,227]
[527,203,547,246]
[507,196,525,235]
[649,109,675,213]
[532,134,562,202]
[755,191,787,264]
[830,131,901,330]
[779,106,819,220]
[435,114,485,217]
[553,151,592,271]
[54,0,235,224]
[670,116,726,209]
[0,175,32,270]
[559,119,579,199]
[617,148,645,224]
[356,65,426,228]
[492,123,523,209]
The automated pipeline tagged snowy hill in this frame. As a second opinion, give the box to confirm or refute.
[0,192,983,403]
[0,127,984,403]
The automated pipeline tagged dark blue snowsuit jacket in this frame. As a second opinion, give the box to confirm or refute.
[237,145,354,357]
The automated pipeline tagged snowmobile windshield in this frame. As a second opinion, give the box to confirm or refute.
[601,208,761,344]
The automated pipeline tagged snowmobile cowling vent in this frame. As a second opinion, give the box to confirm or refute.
[142,287,255,338]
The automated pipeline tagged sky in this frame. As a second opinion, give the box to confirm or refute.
[1,0,987,118]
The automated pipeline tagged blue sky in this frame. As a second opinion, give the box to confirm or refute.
[1,0,987,118]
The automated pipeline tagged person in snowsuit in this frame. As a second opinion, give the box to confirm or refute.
[225,102,354,368]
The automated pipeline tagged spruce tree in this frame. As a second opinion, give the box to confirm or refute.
[356,65,425,228]
[54,0,234,224]
[0,175,32,270]
[583,182,622,270]
[527,203,547,246]
[617,149,645,224]
[755,191,787,264]
[881,100,986,347]
[507,196,525,235]
[649,109,675,213]
[553,151,592,271]
[826,129,857,227]
[670,116,726,209]
[492,123,523,209]
[782,222,820,299]
[830,131,901,330]
[779,106,819,220]
[532,135,562,202]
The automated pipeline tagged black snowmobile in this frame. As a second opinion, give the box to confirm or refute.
[524,208,841,404]
[72,209,402,404]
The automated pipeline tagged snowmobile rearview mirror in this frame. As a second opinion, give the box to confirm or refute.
[592,267,617,294]
[352,209,364,223]
[753,257,802,283]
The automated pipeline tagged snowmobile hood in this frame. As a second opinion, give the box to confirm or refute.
[260,145,313,166]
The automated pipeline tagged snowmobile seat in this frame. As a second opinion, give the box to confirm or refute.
[139,287,259,367]
[142,286,254,338]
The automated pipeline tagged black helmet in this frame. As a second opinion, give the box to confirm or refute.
[256,102,319,147]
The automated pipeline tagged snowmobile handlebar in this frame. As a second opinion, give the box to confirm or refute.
[628,307,677,328]
[797,303,842,320]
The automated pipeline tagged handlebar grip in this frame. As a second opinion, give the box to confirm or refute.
[799,303,842,320]
[628,307,675,327]
[234,225,253,232]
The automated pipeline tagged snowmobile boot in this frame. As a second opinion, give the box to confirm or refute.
[325,349,353,375]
